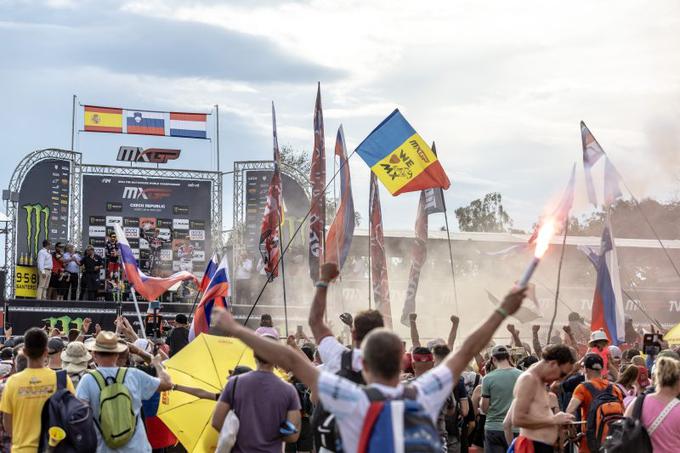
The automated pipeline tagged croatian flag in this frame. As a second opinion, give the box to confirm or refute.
[590,218,625,345]
[170,112,207,139]
[190,255,230,340]
[199,253,219,293]
[125,110,166,136]
[113,224,198,301]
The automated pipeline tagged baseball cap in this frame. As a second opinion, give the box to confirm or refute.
[608,345,622,360]
[491,345,509,357]
[584,353,604,371]
[47,337,65,355]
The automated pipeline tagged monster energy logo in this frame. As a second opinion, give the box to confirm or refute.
[22,203,50,257]
[42,316,84,332]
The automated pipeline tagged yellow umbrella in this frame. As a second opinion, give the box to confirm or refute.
[157,334,263,452]
[663,322,680,345]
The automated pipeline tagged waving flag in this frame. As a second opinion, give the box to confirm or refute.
[308,83,326,281]
[369,173,392,328]
[581,121,606,206]
[170,112,208,139]
[400,190,429,326]
[357,109,450,196]
[259,102,283,279]
[114,224,197,301]
[590,216,625,345]
[126,110,165,136]
[199,253,219,293]
[189,255,230,340]
[325,126,355,270]
[604,158,623,206]
[84,106,123,133]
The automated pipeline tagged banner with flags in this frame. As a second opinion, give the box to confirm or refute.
[369,173,392,328]
[114,224,197,301]
[356,109,450,196]
[590,216,625,345]
[400,190,429,326]
[581,121,606,206]
[83,105,209,139]
[189,255,230,340]
[259,102,283,279]
[308,84,326,281]
[325,126,355,270]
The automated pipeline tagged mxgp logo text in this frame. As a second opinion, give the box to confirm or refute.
[122,187,171,201]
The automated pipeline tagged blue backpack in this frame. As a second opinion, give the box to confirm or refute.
[358,386,441,453]
[39,370,98,453]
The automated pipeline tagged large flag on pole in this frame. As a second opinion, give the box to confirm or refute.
[581,121,606,207]
[259,102,283,279]
[189,255,230,340]
[400,190,429,326]
[590,215,625,345]
[308,83,326,281]
[369,173,392,328]
[114,224,197,301]
[325,126,355,270]
[199,253,219,293]
[356,109,450,196]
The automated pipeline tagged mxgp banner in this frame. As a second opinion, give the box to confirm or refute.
[400,190,429,326]
[15,159,71,264]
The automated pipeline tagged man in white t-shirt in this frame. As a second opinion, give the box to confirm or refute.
[211,263,528,453]
[309,264,384,374]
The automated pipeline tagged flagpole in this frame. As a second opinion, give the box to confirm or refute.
[215,104,220,173]
[367,212,372,310]
[119,262,147,340]
[278,215,289,337]
[547,218,569,343]
[442,210,459,315]
[70,94,77,151]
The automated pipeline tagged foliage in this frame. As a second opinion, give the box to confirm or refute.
[454,192,513,232]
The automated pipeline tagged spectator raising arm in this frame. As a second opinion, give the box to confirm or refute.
[448,315,459,350]
[441,287,527,379]
[308,263,340,343]
[532,325,543,356]
[506,324,522,348]
[409,313,421,349]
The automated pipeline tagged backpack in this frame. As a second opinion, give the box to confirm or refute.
[358,386,441,453]
[312,349,365,451]
[583,383,625,452]
[38,370,98,453]
[602,393,653,453]
[90,368,138,449]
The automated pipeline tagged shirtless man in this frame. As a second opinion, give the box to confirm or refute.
[509,344,576,452]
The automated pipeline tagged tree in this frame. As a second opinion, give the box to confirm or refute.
[454,192,513,232]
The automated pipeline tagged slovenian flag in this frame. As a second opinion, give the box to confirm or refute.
[170,112,207,139]
[114,224,198,301]
[189,255,230,340]
[199,253,219,293]
[125,110,165,136]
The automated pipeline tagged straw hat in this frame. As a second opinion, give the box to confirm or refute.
[61,342,92,374]
[588,329,609,346]
[86,331,128,354]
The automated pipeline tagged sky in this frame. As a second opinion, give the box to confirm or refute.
[1,0,679,234]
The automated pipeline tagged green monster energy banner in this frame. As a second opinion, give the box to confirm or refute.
[16,159,70,263]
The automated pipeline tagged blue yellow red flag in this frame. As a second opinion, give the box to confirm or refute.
[356,110,451,196]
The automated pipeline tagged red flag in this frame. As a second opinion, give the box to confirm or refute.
[400,190,428,326]
[308,83,326,281]
[369,173,392,328]
[258,102,283,279]
[325,126,355,270]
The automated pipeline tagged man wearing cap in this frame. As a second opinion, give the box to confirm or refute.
[75,331,173,452]
[481,344,522,453]
[47,337,65,370]
[166,314,189,357]
[587,329,618,379]
[565,353,624,453]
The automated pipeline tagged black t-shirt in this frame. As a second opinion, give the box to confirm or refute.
[166,327,189,357]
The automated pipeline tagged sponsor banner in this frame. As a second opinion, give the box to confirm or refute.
[173,205,189,215]
[173,230,188,240]
[123,217,139,227]
[15,265,38,298]
[158,228,171,240]
[131,249,140,260]
[106,202,122,212]
[139,238,149,250]
[123,227,139,238]
[189,229,205,241]
[190,219,206,229]
[172,260,180,272]
[173,218,189,230]
[139,249,150,260]
[89,226,106,237]
[94,247,105,258]
[89,237,106,247]
[128,238,140,249]
[106,216,123,227]
[160,249,173,262]
[157,219,173,229]
[89,216,106,226]
[192,250,205,262]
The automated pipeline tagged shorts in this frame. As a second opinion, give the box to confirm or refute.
[107,262,120,275]
[511,435,556,453]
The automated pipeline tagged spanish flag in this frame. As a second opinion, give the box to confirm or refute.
[356,110,450,195]
[84,105,123,133]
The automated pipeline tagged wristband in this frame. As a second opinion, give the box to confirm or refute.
[315,281,329,288]
[495,307,509,319]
